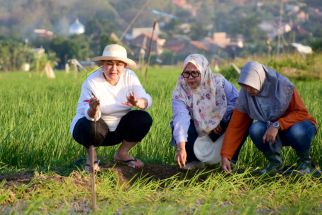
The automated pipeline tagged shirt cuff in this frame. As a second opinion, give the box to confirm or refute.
[174,135,187,145]
[145,96,152,109]
[220,152,233,160]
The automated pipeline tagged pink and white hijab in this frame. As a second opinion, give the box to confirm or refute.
[172,54,227,135]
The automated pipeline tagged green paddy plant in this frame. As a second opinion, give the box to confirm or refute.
[0,62,321,214]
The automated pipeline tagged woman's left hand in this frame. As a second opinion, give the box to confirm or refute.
[263,126,279,143]
[213,124,223,135]
[221,156,232,173]
[123,92,147,109]
[125,92,138,106]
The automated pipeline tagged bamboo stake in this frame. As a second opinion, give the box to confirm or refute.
[89,145,96,211]
[86,85,97,211]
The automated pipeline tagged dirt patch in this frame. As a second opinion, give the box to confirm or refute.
[0,164,220,186]
[0,171,34,184]
[99,163,222,187]
[103,163,185,181]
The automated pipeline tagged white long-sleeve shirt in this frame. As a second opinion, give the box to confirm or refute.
[70,68,152,134]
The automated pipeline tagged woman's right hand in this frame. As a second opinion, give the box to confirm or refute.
[88,97,100,118]
[221,156,232,173]
[176,142,187,168]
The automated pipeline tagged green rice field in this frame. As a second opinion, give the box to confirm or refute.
[0,67,321,214]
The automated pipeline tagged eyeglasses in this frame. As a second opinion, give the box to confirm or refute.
[181,70,200,78]
[104,61,126,67]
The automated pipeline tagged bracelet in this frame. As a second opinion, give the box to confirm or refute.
[176,147,184,152]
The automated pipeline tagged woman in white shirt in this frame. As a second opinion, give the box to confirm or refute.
[70,44,152,172]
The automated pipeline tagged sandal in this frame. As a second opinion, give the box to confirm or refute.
[115,158,144,169]
[85,160,100,173]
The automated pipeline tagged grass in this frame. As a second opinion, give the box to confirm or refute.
[0,66,321,214]
[1,170,321,214]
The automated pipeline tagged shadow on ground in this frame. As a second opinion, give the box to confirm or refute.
[1,162,320,186]
[101,163,222,183]
[0,163,222,186]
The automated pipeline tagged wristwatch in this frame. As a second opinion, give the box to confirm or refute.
[271,121,280,129]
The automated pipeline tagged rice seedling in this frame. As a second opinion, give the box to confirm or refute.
[0,65,321,214]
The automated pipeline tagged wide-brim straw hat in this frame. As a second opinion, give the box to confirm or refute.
[193,133,225,165]
[92,44,137,68]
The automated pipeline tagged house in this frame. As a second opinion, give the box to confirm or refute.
[128,32,166,55]
[259,21,292,40]
[131,23,160,39]
[164,36,210,56]
[210,32,231,48]
[205,32,244,49]
[34,29,54,38]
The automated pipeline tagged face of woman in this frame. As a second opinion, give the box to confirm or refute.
[182,63,201,90]
[240,84,260,96]
[102,60,126,85]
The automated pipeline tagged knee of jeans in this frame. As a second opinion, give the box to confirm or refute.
[287,123,312,146]
[136,111,153,128]
[249,122,266,140]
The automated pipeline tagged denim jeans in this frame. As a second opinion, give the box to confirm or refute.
[249,120,317,157]
[171,119,245,163]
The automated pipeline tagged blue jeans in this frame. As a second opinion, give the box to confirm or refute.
[249,120,317,159]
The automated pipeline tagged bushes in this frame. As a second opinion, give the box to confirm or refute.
[221,53,322,80]
[0,38,33,71]
[309,38,322,52]
[0,37,58,72]
[218,66,240,82]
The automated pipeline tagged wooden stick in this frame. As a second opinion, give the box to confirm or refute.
[86,84,97,211]
[145,20,158,81]
[89,145,96,211]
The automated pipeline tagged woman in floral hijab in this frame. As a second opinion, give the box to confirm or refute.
[171,54,240,169]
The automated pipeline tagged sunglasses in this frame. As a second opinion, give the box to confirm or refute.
[181,70,200,78]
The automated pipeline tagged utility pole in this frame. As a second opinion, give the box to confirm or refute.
[276,0,285,55]
[120,0,150,41]
[144,20,158,81]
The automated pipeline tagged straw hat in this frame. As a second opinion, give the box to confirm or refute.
[92,44,136,68]
[193,133,225,165]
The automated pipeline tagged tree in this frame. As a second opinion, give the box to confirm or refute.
[309,38,322,52]
[32,35,92,68]
[0,37,34,71]
[85,19,115,56]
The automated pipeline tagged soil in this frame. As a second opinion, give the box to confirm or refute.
[0,171,34,184]
[0,163,222,186]
[104,163,220,184]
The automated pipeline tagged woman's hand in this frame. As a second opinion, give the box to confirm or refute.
[88,97,100,118]
[176,142,187,168]
[213,124,223,135]
[263,126,278,143]
[221,156,232,173]
[123,92,147,109]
